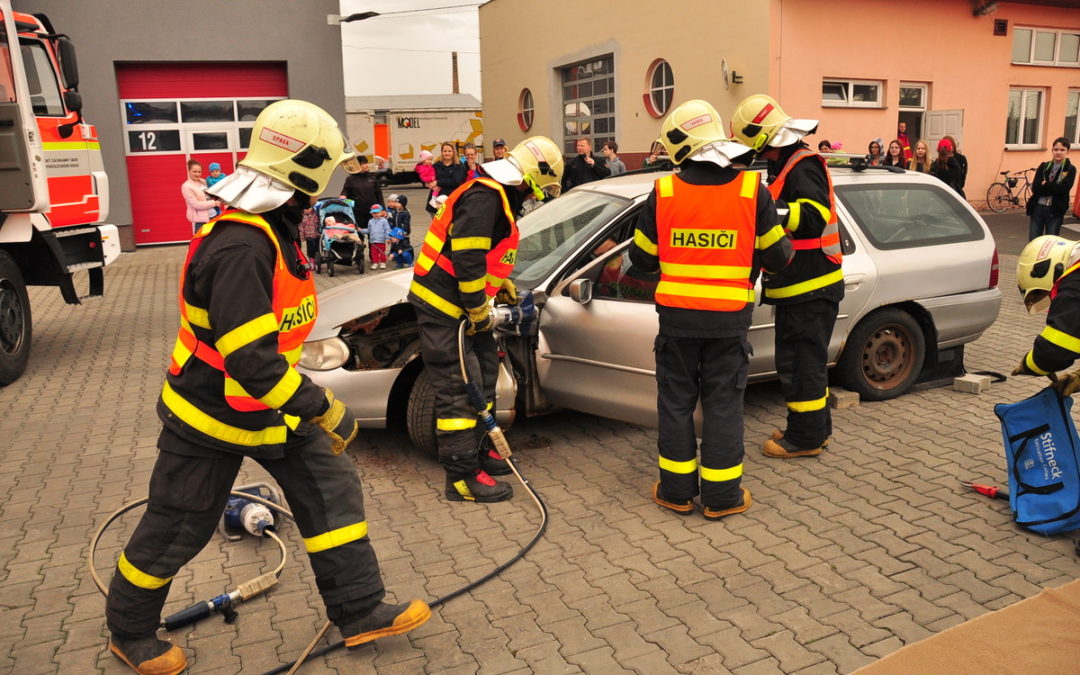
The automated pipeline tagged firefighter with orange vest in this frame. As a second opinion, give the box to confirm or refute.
[630,100,792,519]
[104,101,429,675]
[409,136,563,503]
[731,94,843,459]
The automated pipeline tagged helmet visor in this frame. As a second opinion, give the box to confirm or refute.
[1023,288,1051,314]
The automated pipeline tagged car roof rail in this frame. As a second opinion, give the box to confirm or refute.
[824,153,905,173]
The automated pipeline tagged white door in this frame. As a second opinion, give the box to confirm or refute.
[923,109,964,150]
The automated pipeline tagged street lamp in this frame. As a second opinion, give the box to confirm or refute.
[327,11,380,25]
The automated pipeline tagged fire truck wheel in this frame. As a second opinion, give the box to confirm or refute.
[0,251,32,386]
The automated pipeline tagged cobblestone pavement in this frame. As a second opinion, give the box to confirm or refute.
[2,210,1079,674]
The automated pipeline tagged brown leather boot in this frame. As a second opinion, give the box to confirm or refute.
[763,437,824,458]
[651,481,694,515]
[703,488,753,521]
[109,635,187,675]
[340,599,432,649]
[770,429,830,448]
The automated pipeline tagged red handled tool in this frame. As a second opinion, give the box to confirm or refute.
[959,480,1009,500]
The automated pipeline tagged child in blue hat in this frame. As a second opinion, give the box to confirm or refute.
[364,204,391,269]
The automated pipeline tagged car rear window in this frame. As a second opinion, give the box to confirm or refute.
[835,183,985,250]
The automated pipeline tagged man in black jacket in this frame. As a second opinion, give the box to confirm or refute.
[1027,138,1076,241]
[342,155,385,225]
[561,138,610,192]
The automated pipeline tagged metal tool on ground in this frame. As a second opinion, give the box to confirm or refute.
[960,479,1009,500]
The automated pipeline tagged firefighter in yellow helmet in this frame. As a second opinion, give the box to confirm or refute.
[731,94,841,460]
[629,100,792,519]
[409,136,563,503]
[1012,235,1080,396]
[104,100,429,675]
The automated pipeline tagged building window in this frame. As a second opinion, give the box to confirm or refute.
[120,97,281,156]
[898,83,927,110]
[560,54,615,153]
[643,59,674,118]
[517,88,534,132]
[1006,88,1043,148]
[822,79,883,108]
[1066,90,1079,145]
[1013,27,1080,67]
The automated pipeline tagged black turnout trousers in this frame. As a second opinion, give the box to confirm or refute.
[416,312,498,478]
[774,298,839,449]
[106,431,384,639]
[655,334,749,508]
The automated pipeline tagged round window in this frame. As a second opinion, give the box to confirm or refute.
[517,88,534,132]
[644,59,674,118]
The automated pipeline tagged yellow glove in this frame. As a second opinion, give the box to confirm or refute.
[1052,370,1080,397]
[465,304,493,335]
[495,277,519,306]
[310,389,358,455]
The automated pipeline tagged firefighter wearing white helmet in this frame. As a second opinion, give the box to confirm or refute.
[409,135,563,503]
[730,94,841,461]
[105,100,429,675]
[629,100,792,520]
[1012,235,1080,397]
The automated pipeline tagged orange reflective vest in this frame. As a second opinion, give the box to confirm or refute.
[653,172,758,311]
[168,211,317,419]
[412,177,519,316]
[1052,261,1080,300]
[769,149,842,265]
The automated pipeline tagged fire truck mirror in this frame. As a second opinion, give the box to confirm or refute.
[63,90,82,113]
[57,37,79,90]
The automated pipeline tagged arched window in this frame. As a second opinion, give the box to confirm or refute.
[517,88,534,132]
[644,59,674,118]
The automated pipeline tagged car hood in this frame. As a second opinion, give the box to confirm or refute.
[310,269,412,340]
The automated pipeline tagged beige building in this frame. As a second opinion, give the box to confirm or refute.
[480,0,1080,208]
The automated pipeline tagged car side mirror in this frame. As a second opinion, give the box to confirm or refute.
[568,278,592,304]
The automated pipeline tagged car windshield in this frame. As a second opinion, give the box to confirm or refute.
[511,190,630,288]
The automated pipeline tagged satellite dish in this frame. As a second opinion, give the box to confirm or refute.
[721,59,730,90]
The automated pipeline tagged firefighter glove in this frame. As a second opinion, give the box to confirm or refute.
[311,389,358,455]
[1052,370,1080,397]
[1012,355,1033,376]
[466,304,493,335]
[495,277,519,306]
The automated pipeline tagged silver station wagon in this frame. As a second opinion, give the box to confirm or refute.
[299,167,1002,454]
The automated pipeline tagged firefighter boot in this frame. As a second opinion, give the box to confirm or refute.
[479,447,512,476]
[445,469,514,502]
[763,436,823,458]
[703,488,752,521]
[340,599,432,649]
[769,429,830,449]
[652,481,694,515]
[109,635,187,675]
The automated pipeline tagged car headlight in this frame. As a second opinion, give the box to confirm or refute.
[298,337,350,371]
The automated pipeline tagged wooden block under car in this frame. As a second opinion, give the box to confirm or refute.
[953,374,992,394]
[828,388,860,409]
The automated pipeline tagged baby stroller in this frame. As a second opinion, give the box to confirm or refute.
[314,197,366,276]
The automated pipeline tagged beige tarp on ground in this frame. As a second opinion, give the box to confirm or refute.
[856,578,1080,674]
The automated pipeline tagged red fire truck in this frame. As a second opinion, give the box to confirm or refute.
[0,6,117,385]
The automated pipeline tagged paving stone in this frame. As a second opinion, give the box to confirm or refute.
[751,629,827,672]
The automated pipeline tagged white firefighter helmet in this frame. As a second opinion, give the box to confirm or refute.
[658,99,750,167]
[1017,235,1080,313]
[730,94,819,152]
[209,100,354,213]
[481,136,564,199]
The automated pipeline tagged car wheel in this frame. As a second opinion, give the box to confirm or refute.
[0,251,31,385]
[406,367,439,458]
[836,308,925,401]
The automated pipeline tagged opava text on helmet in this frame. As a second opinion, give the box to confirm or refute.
[659,100,730,164]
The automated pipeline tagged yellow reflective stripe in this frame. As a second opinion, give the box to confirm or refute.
[416,251,437,270]
[409,280,464,319]
[216,313,277,358]
[701,463,743,483]
[796,197,832,222]
[756,224,786,250]
[657,175,674,198]
[764,269,844,299]
[224,378,249,398]
[423,229,443,249]
[788,390,828,413]
[304,522,368,553]
[633,229,659,255]
[458,277,486,294]
[437,417,477,431]
[283,344,303,365]
[43,141,101,150]
[659,262,751,279]
[184,302,211,329]
[486,401,494,411]
[740,172,757,199]
[452,236,492,251]
[161,382,287,447]
[284,414,300,430]
[258,368,303,410]
[118,552,171,590]
[1040,325,1080,355]
[659,456,697,474]
[451,479,475,500]
[787,202,801,232]
[171,337,193,368]
[656,281,754,302]
[1025,350,1049,375]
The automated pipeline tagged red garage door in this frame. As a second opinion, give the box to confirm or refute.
[117,62,287,245]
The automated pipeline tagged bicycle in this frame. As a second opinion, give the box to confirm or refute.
[986,168,1035,213]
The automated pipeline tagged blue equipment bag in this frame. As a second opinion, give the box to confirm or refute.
[994,387,1080,536]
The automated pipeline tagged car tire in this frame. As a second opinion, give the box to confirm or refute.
[406,367,439,458]
[0,251,32,386]
[836,308,925,401]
